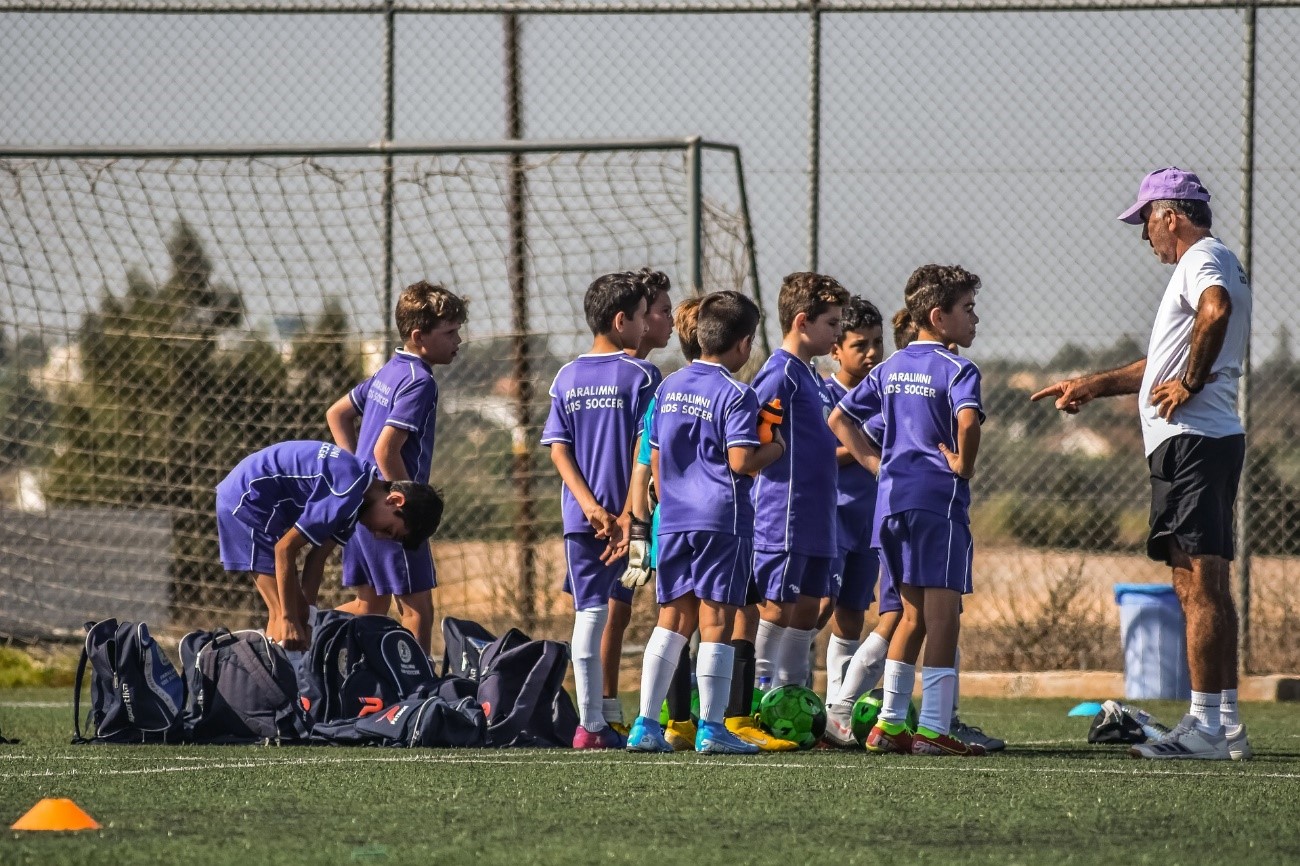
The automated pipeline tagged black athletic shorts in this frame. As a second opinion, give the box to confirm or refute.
[1147,433,1245,565]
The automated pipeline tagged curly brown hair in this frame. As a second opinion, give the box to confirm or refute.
[903,265,980,334]
[634,267,672,304]
[777,272,849,334]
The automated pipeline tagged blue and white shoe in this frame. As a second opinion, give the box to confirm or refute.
[626,716,673,753]
[696,720,760,754]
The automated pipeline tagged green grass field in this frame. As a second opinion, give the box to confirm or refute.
[2,689,1299,865]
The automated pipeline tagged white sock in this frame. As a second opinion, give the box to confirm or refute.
[602,697,624,726]
[778,628,817,688]
[834,631,889,706]
[1190,690,1222,733]
[571,606,609,732]
[638,627,688,720]
[1220,688,1240,727]
[951,647,961,721]
[879,660,915,725]
[754,620,785,687]
[918,666,957,736]
[825,635,860,704]
[696,642,735,725]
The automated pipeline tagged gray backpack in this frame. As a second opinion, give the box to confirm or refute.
[179,628,311,745]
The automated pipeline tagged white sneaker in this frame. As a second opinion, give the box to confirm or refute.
[1128,715,1230,760]
[951,717,1006,752]
[822,703,857,749]
[1225,723,1253,761]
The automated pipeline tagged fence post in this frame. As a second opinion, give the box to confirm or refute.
[686,136,703,293]
[1234,1,1257,674]
[504,11,538,633]
[806,0,822,273]
[381,0,396,336]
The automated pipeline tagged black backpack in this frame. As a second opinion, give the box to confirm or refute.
[179,628,311,745]
[310,681,487,748]
[73,618,185,745]
[475,627,578,748]
[298,610,438,725]
[441,616,499,680]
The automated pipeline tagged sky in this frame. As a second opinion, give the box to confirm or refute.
[1,5,1297,365]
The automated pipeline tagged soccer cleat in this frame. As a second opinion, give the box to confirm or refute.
[950,717,1005,752]
[821,704,858,749]
[696,720,760,754]
[573,724,627,750]
[912,729,987,756]
[864,723,913,755]
[1128,715,1230,760]
[1225,723,1253,761]
[609,720,630,738]
[725,715,799,752]
[625,716,673,753]
[664,719,697,752]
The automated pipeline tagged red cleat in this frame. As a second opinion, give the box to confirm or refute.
[911,730,987,756]
[865,724,913,754]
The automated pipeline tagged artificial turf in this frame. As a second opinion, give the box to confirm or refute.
[2,689,1298,865]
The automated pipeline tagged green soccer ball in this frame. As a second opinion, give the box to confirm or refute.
[758,684,827,750]
[850,687,919,746]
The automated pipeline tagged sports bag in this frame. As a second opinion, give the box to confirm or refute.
[73,618,185,744]
[441,616,500,680]
[478,632,578,748]
[179,628,311,745]
[311,683,487,748]
[298,610,437,725]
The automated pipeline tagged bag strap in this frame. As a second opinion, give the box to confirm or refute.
[71,627,92,744]
[230,638,292,707]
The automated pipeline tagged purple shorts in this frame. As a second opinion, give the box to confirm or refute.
[563,533,632,611]
[831,547,880,612]
[342,523,437,596]
[876,557,902,614]
[876,509,973,597]
[656,531,752,607]
[217,502,277,576]
[753,550,834,603]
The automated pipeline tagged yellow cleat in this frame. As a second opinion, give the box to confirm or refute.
[664,719,697,751]
[609,721,630,737]
[725,715,799,752]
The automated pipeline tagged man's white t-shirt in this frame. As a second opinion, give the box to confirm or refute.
[1138,235,1252,456]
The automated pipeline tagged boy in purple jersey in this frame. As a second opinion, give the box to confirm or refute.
[829,264,987,757]
[750,273,848,691]
[325,281,467,656]
[816,296,887,735]
[627,291,785,755]
[541,271,658,749]
[598,267,673,734]
[215,440,443,650]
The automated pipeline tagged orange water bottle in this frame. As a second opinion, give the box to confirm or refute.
[757,398,784,444]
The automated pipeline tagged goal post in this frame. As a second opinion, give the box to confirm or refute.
[0,137,762,641]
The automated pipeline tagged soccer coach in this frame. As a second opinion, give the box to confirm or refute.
[1032,167,1253,761]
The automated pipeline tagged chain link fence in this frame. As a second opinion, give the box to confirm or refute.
[2,0,1298,672]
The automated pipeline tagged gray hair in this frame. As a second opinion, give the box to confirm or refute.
[1149,198,1212,230]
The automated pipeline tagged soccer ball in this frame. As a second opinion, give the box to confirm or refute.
[850,688,919,746]
[758,684,827,749]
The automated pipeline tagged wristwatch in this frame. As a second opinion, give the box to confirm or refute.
[1181,377,1204,394]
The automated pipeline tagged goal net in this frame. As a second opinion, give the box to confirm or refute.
[0,140,758,642]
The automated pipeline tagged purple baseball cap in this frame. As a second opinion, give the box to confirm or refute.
[1117,166,1212,225]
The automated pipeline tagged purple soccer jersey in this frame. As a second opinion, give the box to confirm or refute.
[541,352,660,535]
[824,374,879,554]
[215,440,376,547]
[349,349,439,482]
[837,341,984,543]
[750,350,839,556]
[651,361,761,537]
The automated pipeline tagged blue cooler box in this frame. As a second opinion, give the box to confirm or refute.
[1114,583,1191,700]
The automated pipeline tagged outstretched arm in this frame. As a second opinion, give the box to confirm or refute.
[1030,358,1146,414]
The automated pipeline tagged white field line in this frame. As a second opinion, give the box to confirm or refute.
[4,752,1299,781]
[3,701,72,708]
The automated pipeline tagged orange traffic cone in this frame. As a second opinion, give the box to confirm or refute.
[11,798,101,831]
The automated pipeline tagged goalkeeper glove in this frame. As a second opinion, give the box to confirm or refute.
[619,517,654,589]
